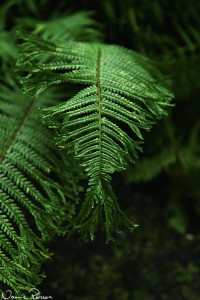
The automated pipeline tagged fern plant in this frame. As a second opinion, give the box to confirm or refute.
[0,10,101,295]
[17,33,173,241]
[0,80,81,294]
[0,10,101,297]
[0,4,175,294]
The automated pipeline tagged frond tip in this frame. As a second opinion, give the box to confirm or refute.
[18,33,174,241]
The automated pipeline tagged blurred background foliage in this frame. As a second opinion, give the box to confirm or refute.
[0,0,200,299]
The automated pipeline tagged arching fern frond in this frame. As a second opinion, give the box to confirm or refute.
[18,33,173,241]
[0,81,80,294]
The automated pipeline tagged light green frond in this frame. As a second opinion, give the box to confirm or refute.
[18,33,173,241]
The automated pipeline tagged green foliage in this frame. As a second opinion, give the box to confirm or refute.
[1,0,199,298]
[17,32,173,240]
[0,80,82,294]
[0,8,102,294]
[32,11,102,42]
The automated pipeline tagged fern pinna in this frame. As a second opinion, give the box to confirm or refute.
[0,80,77,294]
[18,33,173,241]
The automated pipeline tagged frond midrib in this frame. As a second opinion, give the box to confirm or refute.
[96,47,103,178]
[0,98,35,164]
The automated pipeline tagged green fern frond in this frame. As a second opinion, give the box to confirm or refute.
[18,33,173,241]
[0,81,80,293]
[33,11,102,42]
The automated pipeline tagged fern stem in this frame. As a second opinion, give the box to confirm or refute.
[0,98,35,164]
[96,48,103,176]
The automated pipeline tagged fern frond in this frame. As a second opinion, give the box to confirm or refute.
[0,81,80,293]
[34,11,102,42]
[18,33,173,241]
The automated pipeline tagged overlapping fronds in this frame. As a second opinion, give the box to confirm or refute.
[17,33,173,241]
[0,81,80,294]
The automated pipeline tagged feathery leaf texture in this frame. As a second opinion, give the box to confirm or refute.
[0,81,78,293]
[18,33,174,241]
